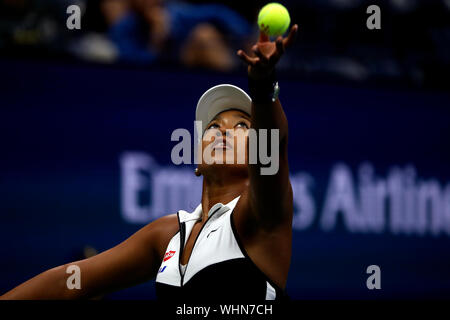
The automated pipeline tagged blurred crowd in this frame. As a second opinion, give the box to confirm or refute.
[0,0,257,71]
[80,0,256,71]
[1,0,449,89]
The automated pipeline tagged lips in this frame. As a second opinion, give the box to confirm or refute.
[212,139,232,151]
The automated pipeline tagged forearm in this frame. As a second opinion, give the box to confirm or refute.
[0,264,83,300]
[246,68,292,225]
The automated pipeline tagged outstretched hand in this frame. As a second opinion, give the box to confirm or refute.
[237,24,298,80]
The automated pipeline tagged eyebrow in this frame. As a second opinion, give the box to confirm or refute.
[213,112,251,122]
[235,113,251,121]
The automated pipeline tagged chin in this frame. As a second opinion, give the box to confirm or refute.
[201,160,248,171]
[209,162,248,172]
[209,154,247,166]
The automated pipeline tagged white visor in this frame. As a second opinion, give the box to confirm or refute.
[195,84,252,144]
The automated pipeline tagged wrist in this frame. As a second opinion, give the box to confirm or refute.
[248,70,279,103]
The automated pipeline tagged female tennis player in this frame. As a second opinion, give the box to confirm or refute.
[0,24,298,301]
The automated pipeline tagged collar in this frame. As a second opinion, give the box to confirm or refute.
[177,196,241,223]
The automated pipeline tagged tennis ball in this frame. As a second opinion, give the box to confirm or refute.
[257,3,291,37]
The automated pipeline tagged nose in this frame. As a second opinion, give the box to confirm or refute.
[216,128,232,138]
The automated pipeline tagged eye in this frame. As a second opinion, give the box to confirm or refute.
[206,123,219,130]
[235,121,249,129]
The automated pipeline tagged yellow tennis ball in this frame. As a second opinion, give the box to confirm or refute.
[258,3,291,37]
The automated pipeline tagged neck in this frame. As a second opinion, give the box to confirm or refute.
[200,171,248,222]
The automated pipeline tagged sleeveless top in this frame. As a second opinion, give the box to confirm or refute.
[155,196,290,301]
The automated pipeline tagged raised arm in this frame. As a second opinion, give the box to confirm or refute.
[237,25,298,229]
[0,214,177,300]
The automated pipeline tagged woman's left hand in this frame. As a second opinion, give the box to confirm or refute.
[237,24,298,81]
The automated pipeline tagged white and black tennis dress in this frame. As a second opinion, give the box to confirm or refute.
[155,196,289,301]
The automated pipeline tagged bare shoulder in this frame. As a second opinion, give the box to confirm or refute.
[144,213,179,232]
[138,213,179,260]
[234,187,293,236]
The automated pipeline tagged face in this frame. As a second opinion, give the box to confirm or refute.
[199,109,251,168]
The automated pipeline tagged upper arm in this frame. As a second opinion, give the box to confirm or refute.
[64,213,178,298]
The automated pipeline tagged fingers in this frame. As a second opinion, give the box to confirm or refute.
[238,24,298,68]
[258,30,270,43]
[275,36,284,55]
[283,24,298,48]
[237,50,258,66]
[252,45,269,64]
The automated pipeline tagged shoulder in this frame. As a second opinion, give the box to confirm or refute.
[234,186,293,235]
[139,213,179,260]
[147,213,179,231]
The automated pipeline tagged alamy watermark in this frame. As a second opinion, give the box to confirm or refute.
[170,121,280,175]
[66,264,81,290]
[366,5,381,30]
[366,265,381,290]
[66,5,81,30]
